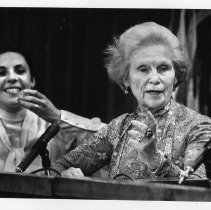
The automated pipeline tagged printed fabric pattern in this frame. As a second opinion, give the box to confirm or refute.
[52,100,211,180]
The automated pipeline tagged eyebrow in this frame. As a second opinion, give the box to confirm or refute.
[14,64,26,68]
[157,61,172,65]
[151,60,173,65]
[136,60,172,66]
[0,64,26,68]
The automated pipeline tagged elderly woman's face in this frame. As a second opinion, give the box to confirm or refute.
[126,44,176,112]
[0,52,33,112]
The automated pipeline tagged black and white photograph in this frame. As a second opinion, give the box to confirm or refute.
[1,0,211,209]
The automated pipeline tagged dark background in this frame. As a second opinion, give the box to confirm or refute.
[0,8,210,123]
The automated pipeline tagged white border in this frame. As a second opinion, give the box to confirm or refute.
[2,199,211,210]
[0,0,211,210]
[0,0,211,9]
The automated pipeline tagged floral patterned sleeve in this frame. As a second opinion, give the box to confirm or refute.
[184,121,211,178]
[52,125,113,176]
[150,119,211,178]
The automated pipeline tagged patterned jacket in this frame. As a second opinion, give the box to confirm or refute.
[52,100,211,180]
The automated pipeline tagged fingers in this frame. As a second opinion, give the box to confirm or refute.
[129,118,155,143]
[146,111,156,126]
[146,111,157,131]
[61,167,84,178]
[21,89,45,99]
[131,120,148,133]
[18,89,47,109]
[18,100,41,112]
[129,138,142,149]
[130,111,157,133]
[129,132,155,146]
[178,167,192,184]
[128,129,143,140]
[17,89,60,123]
[18,95,45,106]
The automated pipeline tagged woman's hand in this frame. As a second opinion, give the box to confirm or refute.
[61,167,85,178]
[128,111,161,169]
[18,89,61,123]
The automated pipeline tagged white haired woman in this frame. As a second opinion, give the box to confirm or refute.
[52,22,211,180]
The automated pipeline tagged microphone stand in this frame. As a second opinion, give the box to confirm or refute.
[29,146,61,176]
[40,147,51,176]
[29,147,61,176]
[15,123,61,176]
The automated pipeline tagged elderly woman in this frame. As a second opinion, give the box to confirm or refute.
[0,48,105,173]
[52,22,211,180]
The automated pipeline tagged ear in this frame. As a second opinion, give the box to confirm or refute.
[31,77,36,88]
[173,77,178,90]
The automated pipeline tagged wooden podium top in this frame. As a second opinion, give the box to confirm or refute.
[0,172,211,201]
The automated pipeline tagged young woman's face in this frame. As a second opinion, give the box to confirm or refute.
[126,44,177,112]
[0,52,33,112]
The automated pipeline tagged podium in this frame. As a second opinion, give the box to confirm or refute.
[0,172,211,200]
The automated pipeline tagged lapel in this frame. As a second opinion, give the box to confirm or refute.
[0,109,46,172]
[109,113,136,178]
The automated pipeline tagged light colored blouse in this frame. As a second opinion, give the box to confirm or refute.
[52,100,211,180]
[0,107,105,173]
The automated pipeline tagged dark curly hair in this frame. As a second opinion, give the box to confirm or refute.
[0,42,35,78]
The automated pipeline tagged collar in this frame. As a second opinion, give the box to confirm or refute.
[0,107,26,122]
[136,98,172,118]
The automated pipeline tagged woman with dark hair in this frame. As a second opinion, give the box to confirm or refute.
[0,49,105,173]
[52,22,211,180]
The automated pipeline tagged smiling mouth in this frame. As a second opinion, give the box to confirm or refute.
[4,87,22,95]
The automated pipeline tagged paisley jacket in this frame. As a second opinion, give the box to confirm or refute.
[52,100,211,180]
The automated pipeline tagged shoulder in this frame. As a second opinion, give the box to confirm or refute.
[96,112,134,137]
[176,102,211,122]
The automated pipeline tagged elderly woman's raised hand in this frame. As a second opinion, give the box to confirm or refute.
[128,111,161,170]
[18,89,61,123]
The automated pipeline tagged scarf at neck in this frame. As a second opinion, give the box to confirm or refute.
[0,108,46,172]
[0,107,26,122]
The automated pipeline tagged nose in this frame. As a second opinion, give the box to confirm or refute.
[148,69,160,85]
[6,69,18,83]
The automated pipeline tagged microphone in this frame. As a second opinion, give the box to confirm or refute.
[179,138,211,184]
[15,123,60,173]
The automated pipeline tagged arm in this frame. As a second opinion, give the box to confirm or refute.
[49,110,106,160]
[183,121,211,178]
[148,121,211,178]
[18,89,106,129]
[128,111,211,178]
[18,89,106,159]
[18,89,61,123]
[52,125,113,176]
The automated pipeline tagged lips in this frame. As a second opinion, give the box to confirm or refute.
[145,90,163,96]
[4,87,22,95]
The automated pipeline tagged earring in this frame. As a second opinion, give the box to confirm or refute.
[124,86,129,94]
